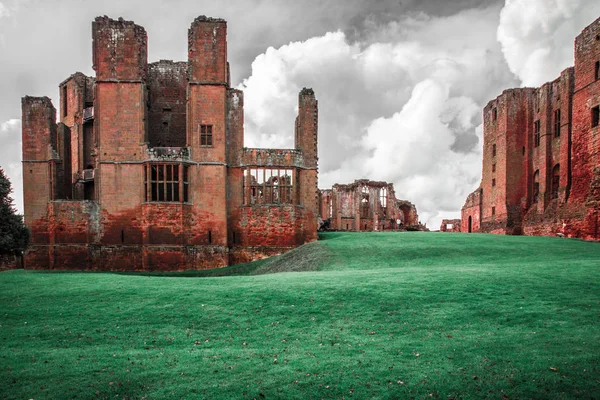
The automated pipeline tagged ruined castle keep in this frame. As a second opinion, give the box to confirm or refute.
[461,17,600,240]
[21,16,319,270]
[318,180,420,231]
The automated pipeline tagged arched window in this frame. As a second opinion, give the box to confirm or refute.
[532,170,540,203]
[551,164,560,199]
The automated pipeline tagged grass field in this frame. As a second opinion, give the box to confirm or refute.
[1,232,599,399]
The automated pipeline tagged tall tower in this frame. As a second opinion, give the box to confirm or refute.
[187,16,229,247]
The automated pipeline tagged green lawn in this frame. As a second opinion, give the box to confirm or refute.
[1,232,599,399]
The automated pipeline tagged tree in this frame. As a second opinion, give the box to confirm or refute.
[0,167,29,255]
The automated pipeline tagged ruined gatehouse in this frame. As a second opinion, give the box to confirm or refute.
[21,16,319,270]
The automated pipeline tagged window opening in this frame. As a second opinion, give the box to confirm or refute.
[595,61,599,81]
[492,206,496,216]
[492,144,496,157]
[147,163,188,203]
[121,230,125,243]
[200,124,213,146]
[554,109,561,137]
[532,170,540,203]
[534,120,541,147]
[360,186,369,218]
[492,107,497,121]
[492,163,496,173]
[244,168,294,205]
[208,230,212,244]
[551,164,560,199]
[492,178,496,187]
[593,106,600,128]
[379,187,387,215]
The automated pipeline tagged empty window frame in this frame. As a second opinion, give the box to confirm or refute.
[595,61,600,81]
[200,124,213,146]
[244,168,294,205]
[492,107,497,121]
[491,206,496,216]
[328,195,333,218]
[551,164,560,199]
[554,109,561,137]
[379,187,387,215]
[492,144,496,157]
[532,169,540,203]
[146,163,189,202]
[593,106,600,128]
[534,120,541,147]
[360,186,370,218]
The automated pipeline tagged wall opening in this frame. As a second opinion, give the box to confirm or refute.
[200,124,213,146]
[468,216,472,233]
[532,170,540,203]
[551,164,560,199]
[244,168,294,205]
[593,106,600,128]
[208,230,212,244]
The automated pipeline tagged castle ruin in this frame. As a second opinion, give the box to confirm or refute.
[21,16,319,270]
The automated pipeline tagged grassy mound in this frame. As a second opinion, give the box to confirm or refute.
[1,232,599,399]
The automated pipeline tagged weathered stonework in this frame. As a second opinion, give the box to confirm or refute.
[461,16,600,240]
[21,16,319,270]
[439,219,461,232]
[318,180,424,231]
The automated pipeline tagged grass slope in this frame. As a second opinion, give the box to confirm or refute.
[1,232,599,399]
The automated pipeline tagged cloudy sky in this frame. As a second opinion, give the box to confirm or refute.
[1,0,600,229]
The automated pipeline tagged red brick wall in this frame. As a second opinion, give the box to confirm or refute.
[92,16,147,81]
[188,17,227,84]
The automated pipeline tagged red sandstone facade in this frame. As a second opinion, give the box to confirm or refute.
[21,16,319,270]
[462,17,600,240]
[318,180,421,231]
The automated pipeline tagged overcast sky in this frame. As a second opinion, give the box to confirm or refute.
[1,0,600,229]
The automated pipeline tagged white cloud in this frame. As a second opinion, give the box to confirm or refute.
[0,118,23,214]
[240,5,514,229]
[498,0,600,86]
[0,2,10,19]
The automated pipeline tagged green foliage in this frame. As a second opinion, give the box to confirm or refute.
[0,167,29,255]
[1,232,599,398]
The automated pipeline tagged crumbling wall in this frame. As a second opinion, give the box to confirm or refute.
[440,219,461,232]
[322,180,422,231]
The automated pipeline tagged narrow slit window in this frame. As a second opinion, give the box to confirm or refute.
[534,120,541,147]
[492,144,496,157]
[595,61,599,81]
[554,109,561,137]
[592,106,600,128]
